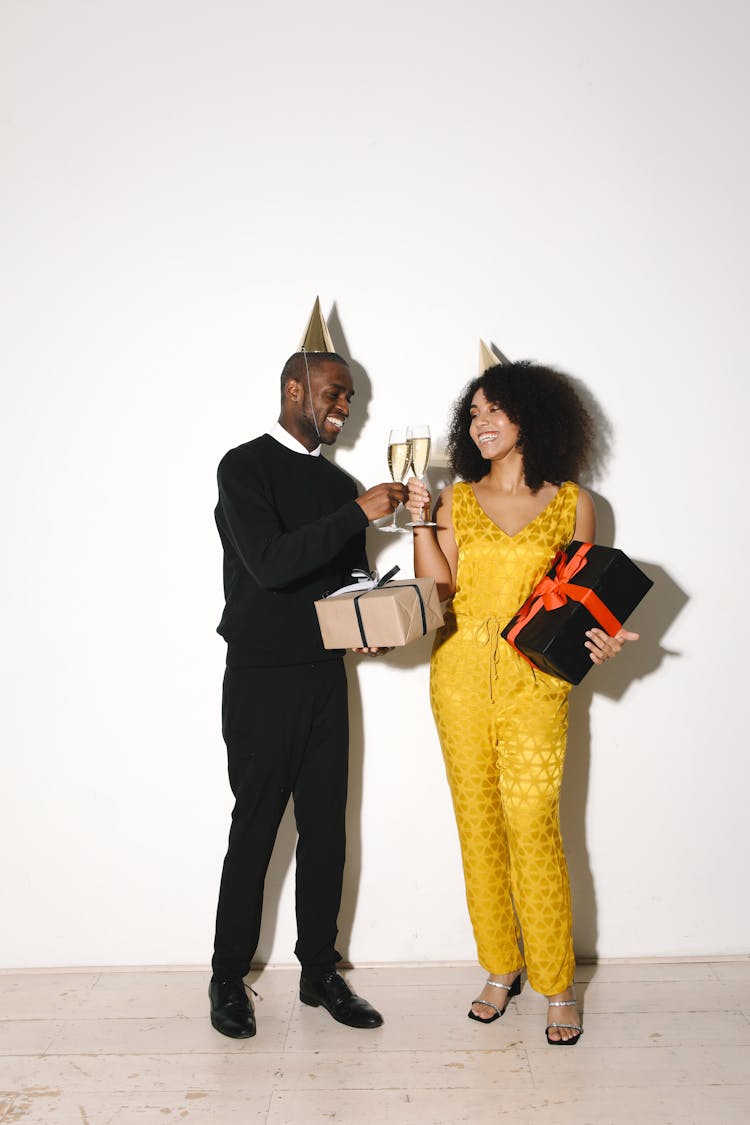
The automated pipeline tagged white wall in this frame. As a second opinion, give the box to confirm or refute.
[2,0,748,969]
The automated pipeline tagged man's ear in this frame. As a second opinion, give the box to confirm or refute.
[284,377,303,403]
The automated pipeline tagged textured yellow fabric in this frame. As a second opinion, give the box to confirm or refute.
[430,480,579,995]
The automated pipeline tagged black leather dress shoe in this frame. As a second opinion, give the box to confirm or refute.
[209,978,256,1039]
[299,970,383,1029]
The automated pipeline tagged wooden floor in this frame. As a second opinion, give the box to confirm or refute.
[1,960,748,1123]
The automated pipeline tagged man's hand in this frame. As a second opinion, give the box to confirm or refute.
[351,646,394,656]
[356,483,407,522]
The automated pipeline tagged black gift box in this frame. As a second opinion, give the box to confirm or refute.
[501,541,653,685]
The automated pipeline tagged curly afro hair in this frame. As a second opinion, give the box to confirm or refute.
[447,362,595,493]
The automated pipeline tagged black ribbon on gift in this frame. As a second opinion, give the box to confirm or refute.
[351,566,428,647]
[375,565,400,587]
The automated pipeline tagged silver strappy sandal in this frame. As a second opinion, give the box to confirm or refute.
[545,996,583,1045]
[467,974,522,1024]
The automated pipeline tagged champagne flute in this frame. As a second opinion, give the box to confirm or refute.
[380,427,411,533]
[406,424,437,527]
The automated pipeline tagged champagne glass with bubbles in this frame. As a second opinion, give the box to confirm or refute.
[381,427,412,533]
[406,424,437,527]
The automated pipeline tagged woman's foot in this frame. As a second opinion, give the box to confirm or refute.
[468,971,521,1022]
[545,986,583,1044]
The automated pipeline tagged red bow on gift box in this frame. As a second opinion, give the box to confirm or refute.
[505,543,622,664]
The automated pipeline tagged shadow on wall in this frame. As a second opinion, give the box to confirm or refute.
[327,303,372,453]
[563,490,688,959]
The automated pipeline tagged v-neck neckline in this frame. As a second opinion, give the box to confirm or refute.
[467,481,568,539]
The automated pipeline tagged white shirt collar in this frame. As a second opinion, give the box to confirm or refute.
[268,422,321,457]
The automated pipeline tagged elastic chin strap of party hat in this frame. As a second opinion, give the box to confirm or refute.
[301,347,321,441]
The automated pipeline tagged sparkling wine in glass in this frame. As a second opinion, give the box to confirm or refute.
[406,424,437,527]
[380,428,411,533]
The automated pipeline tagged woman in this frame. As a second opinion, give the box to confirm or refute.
[406,361,637,1044]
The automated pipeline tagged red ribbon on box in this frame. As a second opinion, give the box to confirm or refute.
[505,543,622,665]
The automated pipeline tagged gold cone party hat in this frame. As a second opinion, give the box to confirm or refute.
[298,297,335,353]
[479,339,510,372]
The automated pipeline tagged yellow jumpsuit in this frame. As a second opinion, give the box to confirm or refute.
[430,480,578,996]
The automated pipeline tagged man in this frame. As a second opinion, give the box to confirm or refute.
[210,300,404,1038]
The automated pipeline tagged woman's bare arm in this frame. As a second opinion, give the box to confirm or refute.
[573,486,640,663]
[573,486,596,541]
[407,480,458,601]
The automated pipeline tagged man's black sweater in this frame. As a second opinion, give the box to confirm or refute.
[215,434,369,667]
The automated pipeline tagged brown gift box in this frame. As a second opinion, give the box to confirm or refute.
[315,577,444,649]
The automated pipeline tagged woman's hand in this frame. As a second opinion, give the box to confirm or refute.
[585,627,639,665]
[350,647,393,656]
[406,476,431,525]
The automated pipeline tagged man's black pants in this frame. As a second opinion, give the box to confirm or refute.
[212,659,349,981]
